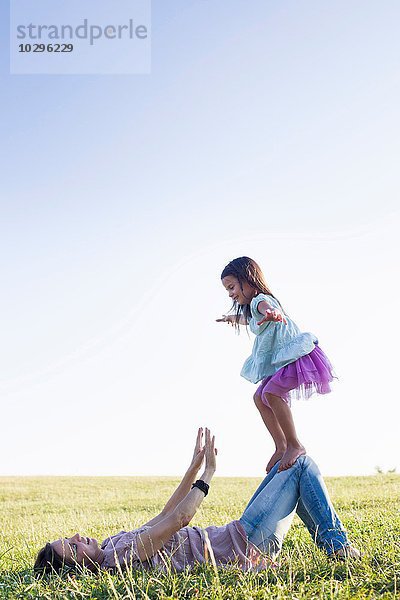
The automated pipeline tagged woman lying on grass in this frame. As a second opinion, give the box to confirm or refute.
[34,428,359,576]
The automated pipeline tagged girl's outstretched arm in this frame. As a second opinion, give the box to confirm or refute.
[136,429,217,562]
[256,301,287,325]
[143,428,206,527]
[216,314,247,325]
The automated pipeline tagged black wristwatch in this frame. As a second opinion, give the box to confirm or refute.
[191,479,209,496]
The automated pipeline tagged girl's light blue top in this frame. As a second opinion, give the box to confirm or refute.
[240,294,318,384]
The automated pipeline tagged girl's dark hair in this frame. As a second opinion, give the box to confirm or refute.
[221,256,283,329]
[33,542,72,578]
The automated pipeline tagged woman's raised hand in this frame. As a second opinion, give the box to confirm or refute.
[257,308,287,326]
[189,427,206,472]
[204,428,217,474]
[189,428,216,476]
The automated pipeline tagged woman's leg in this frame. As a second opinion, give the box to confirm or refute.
[240,455,351,559]
[239,458,303,558]
[294,457,350,555]
[264,392,306,472]
[243,460,281,513]
[254,391,287,473]
[243,460,323,551]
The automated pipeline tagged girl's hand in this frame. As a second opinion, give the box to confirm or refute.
[189,428,206,472]
[216,315,234,325]
[257,308,287,326]
[204,428,217,474]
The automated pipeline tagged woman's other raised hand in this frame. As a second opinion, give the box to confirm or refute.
[189,428,206,472]
[204,427,217,474]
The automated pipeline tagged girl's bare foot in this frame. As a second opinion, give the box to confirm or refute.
[277,444,306,472]
[266,447,286,473]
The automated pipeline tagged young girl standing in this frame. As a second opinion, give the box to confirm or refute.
[217,256,335,473]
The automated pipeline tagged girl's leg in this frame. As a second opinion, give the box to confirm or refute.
[239,458,303,558]
[264,392,305,471]
[295,456,351,555]
[254,391,287,473]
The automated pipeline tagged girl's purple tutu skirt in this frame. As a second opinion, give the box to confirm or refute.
[256,345,336,407]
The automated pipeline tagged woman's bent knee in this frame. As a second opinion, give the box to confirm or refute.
[298,455,318,472]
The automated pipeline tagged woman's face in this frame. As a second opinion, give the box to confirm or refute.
[51,533,103,569]
[222,275,256,306]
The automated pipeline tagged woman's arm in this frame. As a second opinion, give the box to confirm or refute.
[136,428,217,562]
[143,428,205,527]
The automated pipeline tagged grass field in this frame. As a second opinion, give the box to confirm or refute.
[0,474,399,599]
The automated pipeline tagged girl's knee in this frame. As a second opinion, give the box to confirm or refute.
[254,391,271,410]
[264,392,282,407]
[253,392,263,409]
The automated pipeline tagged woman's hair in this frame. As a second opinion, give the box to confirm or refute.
[221,256,282,329]
[33,542,72,577]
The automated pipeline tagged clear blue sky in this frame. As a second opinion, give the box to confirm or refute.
[1,0,399,476]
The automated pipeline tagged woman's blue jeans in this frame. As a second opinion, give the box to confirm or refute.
[239,455,349,558]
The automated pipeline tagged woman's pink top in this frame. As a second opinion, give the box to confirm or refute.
[101,520,269,572]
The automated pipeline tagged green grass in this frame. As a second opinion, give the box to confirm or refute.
[1,474,399,599]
